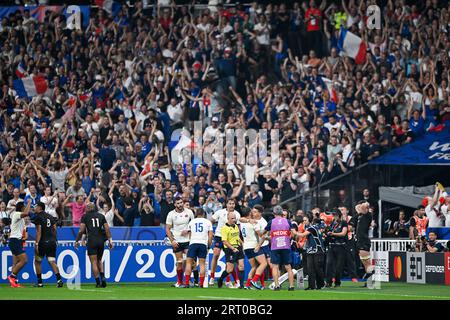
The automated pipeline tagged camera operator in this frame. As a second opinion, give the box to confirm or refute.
[297,214,325,290]
[425,231,445,253]
[325,209,348,288]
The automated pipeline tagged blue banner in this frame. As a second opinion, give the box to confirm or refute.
[0,5,90,28]
[427,228,450,240]
[0,243,249,284]
[26,227,167,242]
[369,128,450,165]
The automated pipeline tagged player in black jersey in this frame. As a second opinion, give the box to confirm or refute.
[74,203,113,288]
[355,200,375,287]
[33,202,63,288]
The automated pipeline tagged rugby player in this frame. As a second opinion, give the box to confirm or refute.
[209,198,242,288]
[252,204,269,288]
[240,208,268,290]
[33,202,63,287]
[7,199,32,288]
[74,203,113,288]
[183,208,213,288]
[355,200,375,287]
[166,196,195,287]
[217,212,245,289]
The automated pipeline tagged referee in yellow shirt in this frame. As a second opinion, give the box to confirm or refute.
[218,212,245,288]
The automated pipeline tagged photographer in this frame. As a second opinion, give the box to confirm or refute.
[325,209,348,288]
[425,231,445,253]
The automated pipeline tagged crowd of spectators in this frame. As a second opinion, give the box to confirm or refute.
[0,0,449,228]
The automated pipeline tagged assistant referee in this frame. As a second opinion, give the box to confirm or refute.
[217,212,245,289]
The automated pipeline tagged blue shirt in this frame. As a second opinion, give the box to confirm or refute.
[409,117,425,137]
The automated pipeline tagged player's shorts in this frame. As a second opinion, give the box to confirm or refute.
[212,236,223,249]
[270,249,292,266]
[224,247,244,263]
[9,238,25,256]
[38,240,57,258]
[173,241,189,253]
[244,248,264,259]
[187,243,207,260]
[356,239,371,252]
[87,240,105,257]
[261,245,271,258]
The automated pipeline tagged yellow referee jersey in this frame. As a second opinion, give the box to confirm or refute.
[221,223,241,247]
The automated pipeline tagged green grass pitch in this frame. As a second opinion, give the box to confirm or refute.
[1,282,450,300]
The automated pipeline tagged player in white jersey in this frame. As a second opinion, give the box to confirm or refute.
[182,208,213,288]
[165,197,195,287]
[7,199,32,288]
[240,207,268,290]
[252,204,271,288]
[209,198,244,287]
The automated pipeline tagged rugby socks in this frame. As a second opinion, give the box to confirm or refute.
[238,270,244,287]
[185,275,191,286]
[95,277,101,285]
[232,268,238,283]
[200,276,205,287]
[246,278,252,287]
[226,275,231,282]
[252,274,260,283]
[220,270,229,281]
[210,272,215,280]
[37,274,43,284]
[55,273,62,281]
[193,270,199,284]
[100,272,105,280]
[10,273,17,279]
[177,269,183,284]
[260,273,265,286]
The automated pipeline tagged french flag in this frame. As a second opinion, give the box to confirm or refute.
[13,75,48,98]
[16,62,26,78]
[322,77,338,103]
[338,28,367,65]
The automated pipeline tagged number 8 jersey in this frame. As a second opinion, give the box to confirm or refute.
[188,218,213,246]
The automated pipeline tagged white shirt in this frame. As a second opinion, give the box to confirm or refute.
[188,217,213,246]
[7,198,23,214]
[426,204,444,227]
[254,23,270,45]
[203,125,219,142]
[254,217,269,247]
[10,211,26,239]
[40,195,58,218]
[0,211,8,219]
[167,103,183,124]
[166,208,195,243]
[441,204,450,227]
[211,209,241,237]
[99,209,114,227]
[240,222,259,250]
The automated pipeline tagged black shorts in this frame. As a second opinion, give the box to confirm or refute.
[9,238,25,256]
[173,242,190,253]
[87,240,105,257]
[356,239,371,252]
[224,247,244,263]
[38,241,57,258]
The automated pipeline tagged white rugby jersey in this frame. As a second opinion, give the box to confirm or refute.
[166,208,195,243]
[254,216,269,247]
[188,218,213,246]
[10,211,26,239]
[240,222,258,250]
[211,208,241,237]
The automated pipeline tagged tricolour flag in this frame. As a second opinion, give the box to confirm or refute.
[13,75,48,98]
[337,28,367,64]
[322,77,338,103]
[16,62,26,78]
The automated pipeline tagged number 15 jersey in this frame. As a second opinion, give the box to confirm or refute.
[188,218,213,246]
